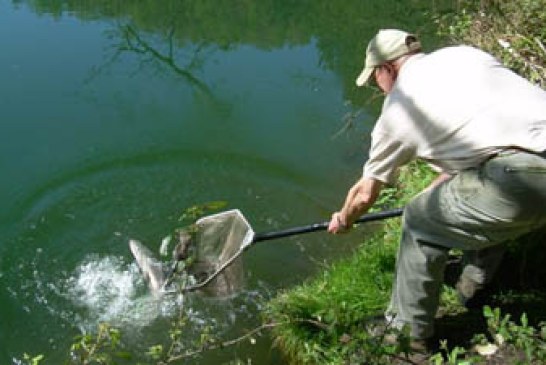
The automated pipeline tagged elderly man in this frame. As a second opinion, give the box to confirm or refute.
[328,29,546,346]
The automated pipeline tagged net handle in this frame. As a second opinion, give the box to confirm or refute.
[181,207,403,293]
[252,207,403,243]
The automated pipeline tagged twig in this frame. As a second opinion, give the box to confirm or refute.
[164,322,281,363]
[162,317,331,363]
[535,37,546,57]
[331,116,355,140]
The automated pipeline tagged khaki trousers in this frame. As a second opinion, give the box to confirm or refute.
[387,150,546,339]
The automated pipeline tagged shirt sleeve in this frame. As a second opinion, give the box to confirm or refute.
[363,128,416,185]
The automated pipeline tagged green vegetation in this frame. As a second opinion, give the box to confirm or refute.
[437,0,546,88]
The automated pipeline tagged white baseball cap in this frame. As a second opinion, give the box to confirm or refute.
[356,29,421,87]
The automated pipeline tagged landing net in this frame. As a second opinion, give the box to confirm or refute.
[189,209,255,294]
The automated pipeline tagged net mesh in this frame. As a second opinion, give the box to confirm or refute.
[195,209,254,265]
[190,209,254,295]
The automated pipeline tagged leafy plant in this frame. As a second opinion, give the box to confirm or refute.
[160,200,228,257]
[20,354,44,365]
[69,323,131,364]
[436,0,546,87]
[429,339,467,365]
[177,201,227,224]
[480,306,546,363]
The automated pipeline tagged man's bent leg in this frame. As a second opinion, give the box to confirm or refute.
[386,151,546,338]
[386,226,449,339]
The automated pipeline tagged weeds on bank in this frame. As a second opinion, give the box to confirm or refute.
[430,306,546,365]
[479,306,546,363]
[70,323,129,364]
[436,0,546,88]
[265,231,397,363]
[19,306,545,364]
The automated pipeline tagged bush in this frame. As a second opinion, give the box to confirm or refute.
[437,0,546,87]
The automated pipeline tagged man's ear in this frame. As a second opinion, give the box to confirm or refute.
[384,62,396,75]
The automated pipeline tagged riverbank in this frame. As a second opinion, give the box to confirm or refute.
[265,1,546,363]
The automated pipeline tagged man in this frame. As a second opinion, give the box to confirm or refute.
[327,29,546,345]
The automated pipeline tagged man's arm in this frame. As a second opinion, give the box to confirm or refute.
[328,177,384,234]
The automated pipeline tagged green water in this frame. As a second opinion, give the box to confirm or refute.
[0,1,449,363]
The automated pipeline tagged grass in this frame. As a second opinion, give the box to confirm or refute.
[265,236,396,363]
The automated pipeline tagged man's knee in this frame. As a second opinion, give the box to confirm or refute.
[403,193,434,232]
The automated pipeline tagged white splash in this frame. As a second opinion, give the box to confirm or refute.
[64,255,181,331]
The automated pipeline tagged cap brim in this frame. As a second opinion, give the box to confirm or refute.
[355,66,374,87]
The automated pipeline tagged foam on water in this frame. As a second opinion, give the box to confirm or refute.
[63,255,182,331]
[8,244,272,359]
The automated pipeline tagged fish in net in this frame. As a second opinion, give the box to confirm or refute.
[130,210,253,297]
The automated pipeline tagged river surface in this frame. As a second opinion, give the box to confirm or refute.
[0,1,449,363]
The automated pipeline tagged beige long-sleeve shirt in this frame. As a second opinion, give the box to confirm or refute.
[364,46,546,185]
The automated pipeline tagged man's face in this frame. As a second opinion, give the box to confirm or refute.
[373,63,396,94]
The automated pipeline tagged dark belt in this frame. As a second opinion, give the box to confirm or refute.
[486,148,546,174]
[490,147,546,160]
